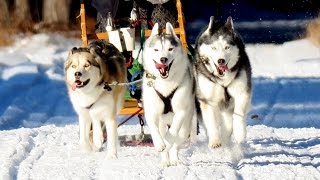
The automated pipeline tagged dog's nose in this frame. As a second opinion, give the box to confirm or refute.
[74,72,82,77]
[160,57,168,64]
[218,59,226,65]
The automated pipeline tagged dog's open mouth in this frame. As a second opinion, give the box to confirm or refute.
[215,64,229,76]
[154,60,173,79]
[71,79,90,91]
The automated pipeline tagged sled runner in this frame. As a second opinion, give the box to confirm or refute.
[78,0,188,146]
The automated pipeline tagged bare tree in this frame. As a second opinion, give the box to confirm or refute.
[0,0,10,27]
[13,0,32,27]
[43,0,71,25]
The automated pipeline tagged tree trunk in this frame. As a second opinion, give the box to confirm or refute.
[43,0,71,25]
[0,0,10,28]
[13,0,32,27]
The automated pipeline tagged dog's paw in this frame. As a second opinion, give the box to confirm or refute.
[80,142,92,152]
[233,119,247,144]
[91,145,101,152]
[234,135,245,144]
[208,138,222,149]
[170,159,185,166]
[107,152,118,160]
[92,141,103,152]
[154,141,166,152]
[160,160,170,168]
[92,130,104,150]
[233,128,246,144]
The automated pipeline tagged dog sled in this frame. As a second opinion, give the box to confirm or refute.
[78,0,188,146]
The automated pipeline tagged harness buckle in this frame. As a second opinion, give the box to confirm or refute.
[147,81,154,87]
[146,73,156,80]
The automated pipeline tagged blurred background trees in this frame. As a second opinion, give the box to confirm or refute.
[0,0,10,28]
[0,0,79,32]
[42,0,71,26]
[1,0,319,32]
[0,0,319,45]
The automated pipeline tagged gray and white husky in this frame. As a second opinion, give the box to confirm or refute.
[194,16,252,148]
[142,22,196,166]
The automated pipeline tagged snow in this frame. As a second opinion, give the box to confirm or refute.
[1,33,320,179]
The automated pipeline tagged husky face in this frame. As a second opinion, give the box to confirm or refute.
[144,23,181,79]
[65,49,102,92]
[197,17,239,77]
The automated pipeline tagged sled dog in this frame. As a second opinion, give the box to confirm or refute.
[194,16,252,148]
[142,22,196,166]
[65,40,127,158]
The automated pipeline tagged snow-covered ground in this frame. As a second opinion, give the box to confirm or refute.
[0,33,320,179]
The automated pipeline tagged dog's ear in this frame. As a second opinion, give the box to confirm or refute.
[65,47,77,66]
[226,16,234,32]
[205,16,215,34]
[151,23,159,36]
[64,49,74,72]
[89,46,98,57]
[71,47,77,54]
[165,22,175,35]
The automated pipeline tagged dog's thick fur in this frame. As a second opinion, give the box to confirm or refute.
[194,16,252,148]
[142,22,196,166]
[65,41,127,158]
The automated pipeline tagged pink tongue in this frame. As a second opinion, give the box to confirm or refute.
[155,63,167,70]
[219,65,229,72]
[71,82,78,91]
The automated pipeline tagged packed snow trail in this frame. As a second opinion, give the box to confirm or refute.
[1,34,320,179]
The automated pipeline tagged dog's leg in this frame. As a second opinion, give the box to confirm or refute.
[189,108,198,144]
[163,110,190,151]
[78,112,92,152]
[169,120,190,166]
[145,113,166,152]
[92,120,103,151]
[200,102,222,148]
[232,93,250,144]
[105,117,118,159]
[169,145,179,166]
[159,121,170,166]
[221,109,233,143]
[160,152,170,167]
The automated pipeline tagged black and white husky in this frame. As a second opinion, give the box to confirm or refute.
[142,22,196,166]
[194,16,252,148]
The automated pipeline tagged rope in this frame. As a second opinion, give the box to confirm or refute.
[106,79,142,87]
[105,19,149,92]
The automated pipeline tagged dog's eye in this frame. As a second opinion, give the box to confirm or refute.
[203,60,210,64]
[225,46,230,50]
[154,49,159,52]
[71,65,76,68]
[168,48,173,51]
[84,63,90,68]
[212,47,217,50]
